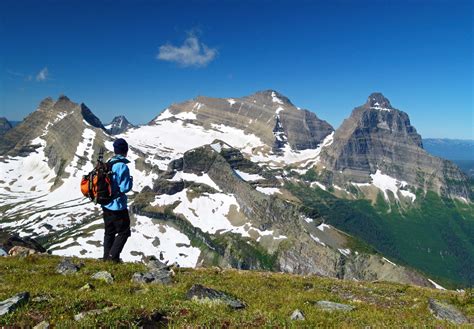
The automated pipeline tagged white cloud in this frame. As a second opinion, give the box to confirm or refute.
[157,33,217,67]
[36,67,48,81]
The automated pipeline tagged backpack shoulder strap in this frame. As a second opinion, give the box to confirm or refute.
[107,157,128,168]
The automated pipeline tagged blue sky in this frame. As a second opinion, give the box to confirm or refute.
[1,0,472,138]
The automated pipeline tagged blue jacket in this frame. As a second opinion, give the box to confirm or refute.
[103,155,133,211]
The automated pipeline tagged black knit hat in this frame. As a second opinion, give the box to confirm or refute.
[113,138,128,155]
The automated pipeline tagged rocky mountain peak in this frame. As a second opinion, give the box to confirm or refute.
[38,97,55,109]
[366,92,393,110]
[106,115,135,135]
[244,90,294,107]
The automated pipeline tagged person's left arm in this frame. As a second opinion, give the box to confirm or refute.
[116,163,133,193]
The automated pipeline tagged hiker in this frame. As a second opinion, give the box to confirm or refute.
[102,138,133,263]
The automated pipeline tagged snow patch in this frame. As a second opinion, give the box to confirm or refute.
[382,257,397,266]
[310,234,326,246]
[271,91,284,104]
[170,172,221,191]
[338,248,351,256]
[234,170,264,182]
[428,279,446,290]
[317,223,331,232]
[256,187,281,195]
[370,170,416,202]
[311,182,327,191]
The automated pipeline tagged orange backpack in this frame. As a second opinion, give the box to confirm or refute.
[81,150,125,205]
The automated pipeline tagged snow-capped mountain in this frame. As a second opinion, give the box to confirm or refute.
[105,115,135,135]
[0,91,471,288]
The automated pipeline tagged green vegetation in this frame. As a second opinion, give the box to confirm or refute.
[0,255,472,327]
[287,182,474,288]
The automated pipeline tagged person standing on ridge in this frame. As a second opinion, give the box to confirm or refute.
[102,138,133,263]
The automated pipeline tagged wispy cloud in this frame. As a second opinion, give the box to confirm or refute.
[36,67,49,81]
[157,32,217,68]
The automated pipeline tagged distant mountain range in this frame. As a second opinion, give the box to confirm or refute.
[423,138,474,161]
[422,139,474,178]
[0,91,472,288]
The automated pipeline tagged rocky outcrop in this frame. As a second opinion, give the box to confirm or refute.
[0,230,46,254]
[186,284,246,309]
[320,93,470,199]
[91,271,114,284]
[0,292,29,316]
[105,115,135,135]
[56,258,81,275]
[428,298,468,324]
[313,300,355,312]
[0,117,12,135]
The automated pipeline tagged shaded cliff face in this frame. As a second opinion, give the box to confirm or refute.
[151,90,334,154]
[106,115,135,135]
[0,118,12,135]
[320,93,470,199]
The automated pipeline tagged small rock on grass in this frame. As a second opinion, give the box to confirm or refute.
[0,292,29,316]
[32,294,51,303]
[56,258,80,275]
[132,269,172,285]
[33,320,50,329]
[290,309,305,320]
[428,298,468,324]
[313,300,355,312]
[91,271,114,284]
[74,306,116,321]
[79,283,95,291]
[186,284,245,309]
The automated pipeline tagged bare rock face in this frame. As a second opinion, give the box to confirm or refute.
[151,90,334,153]
[0,117,12,135]
[320,93,470,199]
[105,115,135,135]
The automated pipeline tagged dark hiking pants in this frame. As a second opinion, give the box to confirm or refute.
[102,208,131,261]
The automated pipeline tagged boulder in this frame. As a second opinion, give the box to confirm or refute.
[186,284,245,309]
[56,258,80,275]
[290,309,305,320]
[91,271,114,284]
[131,269,172,285]
[428,298,468,324]
[0,292,29,316]
[0,230,46,254]
[313,300,355,312]
[8,245,40,257]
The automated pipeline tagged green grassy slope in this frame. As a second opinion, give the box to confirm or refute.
[287,183,474,288]
[0,255,473,327]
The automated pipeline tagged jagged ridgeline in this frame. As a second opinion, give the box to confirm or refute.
[0,91,472,287]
